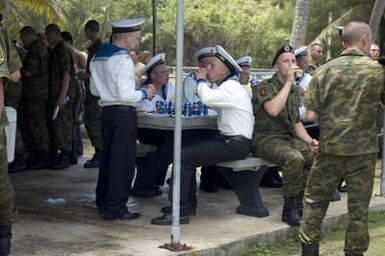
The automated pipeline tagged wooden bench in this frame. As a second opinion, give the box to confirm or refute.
[216,157,276,218]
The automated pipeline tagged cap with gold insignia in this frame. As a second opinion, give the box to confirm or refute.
[236,56,252,67]
[110,18,145,34]
[272,44,295,66]
[294,46,307,58]
[193,47,216,62]
[214,45,242,74]
[142,53,166,76]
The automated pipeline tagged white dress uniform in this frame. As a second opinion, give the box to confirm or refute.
[151,45,255,225]
[90,18,145,221]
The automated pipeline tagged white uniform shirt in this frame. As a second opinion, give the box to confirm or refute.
[90,44,143,107]
[197,77,255,139]
[297,73,312,120]
[137,83,175,112]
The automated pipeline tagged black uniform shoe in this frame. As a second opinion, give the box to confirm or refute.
[199,183,218,193]
[103,211,140,221]
[53,152,70,170]
[131,188,162,197]
[84,149,101,168]
[151,214,189,225]
[68,151,78,165]
[282,196,301,226]
[8,161,26,173]
[160,206,196,216]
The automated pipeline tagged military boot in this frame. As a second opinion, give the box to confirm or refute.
[0,225,12,256]
[68,151,78,165]
[8,154,26,173]
[53,151,70,170]
[282,196,301,226]
[84,149,101,169]
[301,242,319,256]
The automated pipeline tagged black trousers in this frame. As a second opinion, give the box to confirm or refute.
[95,105,137,218]
[135,128,174,189]
[174,134,250,215]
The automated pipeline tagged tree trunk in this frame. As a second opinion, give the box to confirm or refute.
[369,0,385,43]
[290,0,312,49]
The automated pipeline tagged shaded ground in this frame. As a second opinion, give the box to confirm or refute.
[9,158,385,255]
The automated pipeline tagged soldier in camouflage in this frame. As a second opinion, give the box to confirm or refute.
[82,19,103,169]
[251,45,318,227]
[5,39,24,173]
[45,24,76,169]
[0,13,16,256]
[299,21,383,256]
[307,43,323,75]
[19,26,50,169]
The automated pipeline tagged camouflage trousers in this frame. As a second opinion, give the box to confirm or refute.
[20,94,50,154]
[251,135,313,196]
[299,152,376,254]
[83,91,102,150]
[48,98,74,152]
[0,127,15,229]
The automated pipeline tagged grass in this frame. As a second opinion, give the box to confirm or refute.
[239,211,385,256]
[240,161,385,256]
[80,124,94,157]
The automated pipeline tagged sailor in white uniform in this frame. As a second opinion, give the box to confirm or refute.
[151,45,255,225]
[90,18,155,220]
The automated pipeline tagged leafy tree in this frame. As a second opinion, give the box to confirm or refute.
[0,0,66,38]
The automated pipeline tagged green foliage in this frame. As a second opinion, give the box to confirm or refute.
[3,0,383,67]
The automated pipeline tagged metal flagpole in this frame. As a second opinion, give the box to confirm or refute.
[171,0,184,244]
[152,0,158,55]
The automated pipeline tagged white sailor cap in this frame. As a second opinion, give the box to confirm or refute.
[236,56,252,67]
[142,53,166,76]
[214,45,242,74]
[110,18,144,34]
[294,46,307,58]
[336,26,344,36]
[193,47,216,62]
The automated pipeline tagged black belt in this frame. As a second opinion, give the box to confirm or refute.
[103,105,135,112]
[220,135,251,144]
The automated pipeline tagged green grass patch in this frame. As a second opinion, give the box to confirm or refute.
[240,211,385,256]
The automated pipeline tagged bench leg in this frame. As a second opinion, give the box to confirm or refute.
[218,167,269,218]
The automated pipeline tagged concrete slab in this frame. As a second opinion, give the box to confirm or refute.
[9,158,385,256]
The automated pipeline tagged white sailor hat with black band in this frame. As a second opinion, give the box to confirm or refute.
[214,45,242,74]
[236,56,252,67]
[110,18,145,34]
[193,47,216,62]
[294,46,307,58]
[142,53,166,76]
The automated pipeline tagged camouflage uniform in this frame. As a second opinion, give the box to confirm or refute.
[20,39,50,157]
[250,74,313,197]
[84,40,102,151]
[0,29,16,254]
[48,40,76,153]
[299,48,384,255]
[5,42,25,162]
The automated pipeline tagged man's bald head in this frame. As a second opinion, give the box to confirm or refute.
[341,21,372,53]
